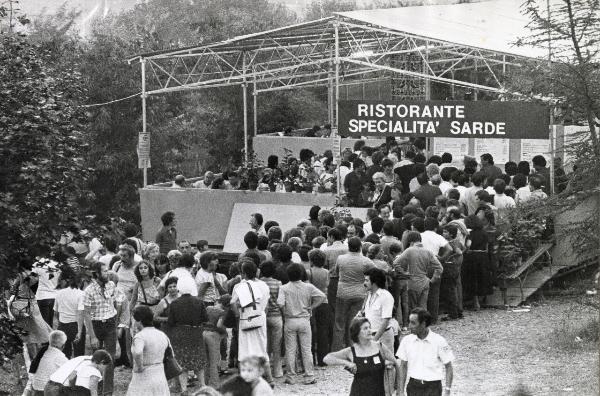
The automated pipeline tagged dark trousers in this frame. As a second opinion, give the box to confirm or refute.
[37,299,55,327]
[326,277,338,347]
[407,378,442,396]
[92,317,117,395]
[311,303,332,365]
[57,321,86,358]
[332,297,363,351]
[427,278,441,324]
[440,272,462,319]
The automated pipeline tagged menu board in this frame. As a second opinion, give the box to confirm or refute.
[520,139,550,163]
[432,137,469,163]
[474,138,510,164]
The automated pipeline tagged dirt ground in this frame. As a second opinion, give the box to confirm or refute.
[2,294,598,396]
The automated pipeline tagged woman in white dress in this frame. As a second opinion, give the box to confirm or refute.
[231,260,273,383]
[126,306,170,396]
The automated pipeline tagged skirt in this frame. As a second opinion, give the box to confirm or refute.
[238,321,268,361]
[462,251,494,297]
[166,325,206,371]
[15,302,51,344]
[126,363,169,396]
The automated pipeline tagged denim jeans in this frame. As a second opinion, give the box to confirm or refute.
[203,330,223,388]
[266,315,283,377]
[332,297,363,351]
[284,317,314,378]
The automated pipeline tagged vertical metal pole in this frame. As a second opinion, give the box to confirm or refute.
[334,21,342,198]
[141,58,148,188]
[549,124,555,194]
[424,41,431,156]
[474,59,479,101]
[547,0,555,195]
[242,53,249,164]
[253,68,258,137]
[328,49,334,126]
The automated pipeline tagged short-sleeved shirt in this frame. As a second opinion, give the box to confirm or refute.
[420,231,449,257]
[54,287,85,323]
[74,361,102,389]
[159,268,198,297]
[33,267,59,301]
[83,281,117,321]
[307,267,329,304]
[195,269,219,303]
[277,281,325,319]
[397,330,455,381]
[259,277,282,317]
[363,288,394,332]
[335,252,374,300]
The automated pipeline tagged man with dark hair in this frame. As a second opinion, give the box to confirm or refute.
[331,237,374,351]
[274,244,294,284]
[264,221,279,234]
[525,174,548,201]
[370,216,385,236]
[480,153,503,182]
[344,159,369,207]
[308,206,321,228]
[380,221,399,259]
[240,231,266,264]
[362,268,395,352]
[362,208,379,236]
[396,232,442,312]
[250,213,265,236]
[439,167,457,196]
[397,308,454,396]
[414,173,442,210]
[278,264,326,385]
[460,171,485,215]
[493,179,515,220]
[421,218,451,323]
[440,152,453,168]
[156,211,177,254]
[532,155,550,194]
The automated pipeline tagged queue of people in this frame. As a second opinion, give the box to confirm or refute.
[6,137,564,396]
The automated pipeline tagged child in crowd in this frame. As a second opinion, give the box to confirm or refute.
[220,356,273,396]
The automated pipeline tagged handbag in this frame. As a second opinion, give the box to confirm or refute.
[139,282,162,317]
[163,341,183,380]
[239,283,265,331]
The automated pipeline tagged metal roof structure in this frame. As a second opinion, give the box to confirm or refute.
[130,0,554,178]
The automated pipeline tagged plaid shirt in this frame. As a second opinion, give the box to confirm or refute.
[83,280,117,320]
[260,277,282,317]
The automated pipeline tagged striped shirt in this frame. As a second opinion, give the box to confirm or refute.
[260,277,282,317]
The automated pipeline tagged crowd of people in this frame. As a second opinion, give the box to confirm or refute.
[6,136,566,396]
[169,136,568,206]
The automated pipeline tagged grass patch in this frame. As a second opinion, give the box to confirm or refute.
[551,313,599,350]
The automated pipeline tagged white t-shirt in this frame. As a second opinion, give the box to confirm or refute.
[74,361,102,389]
[54,288,85,324]
[439,181,453,195]
[397,330,455,381]
[33,267,59,301]
[98,253,116,267]
[420,231,449,257]
[195,268,218,303]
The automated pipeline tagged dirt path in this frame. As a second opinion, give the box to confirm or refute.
[113,295,599,395]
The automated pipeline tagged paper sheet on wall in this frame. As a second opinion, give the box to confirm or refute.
[520,139,550,163]
[473,138,509,164]
[432,138,469,163]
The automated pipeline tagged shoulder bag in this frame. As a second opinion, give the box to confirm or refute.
[163,340,183,380]
[239,282,265,331]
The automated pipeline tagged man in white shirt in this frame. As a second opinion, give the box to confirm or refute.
[397,308,454,396]
[492,179,516,221]
[361,268,395,352]
[159,253,198,296]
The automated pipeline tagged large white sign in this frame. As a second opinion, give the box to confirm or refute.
[474,138,510,164]
[432,137,469,162]
[520,139,550,163]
